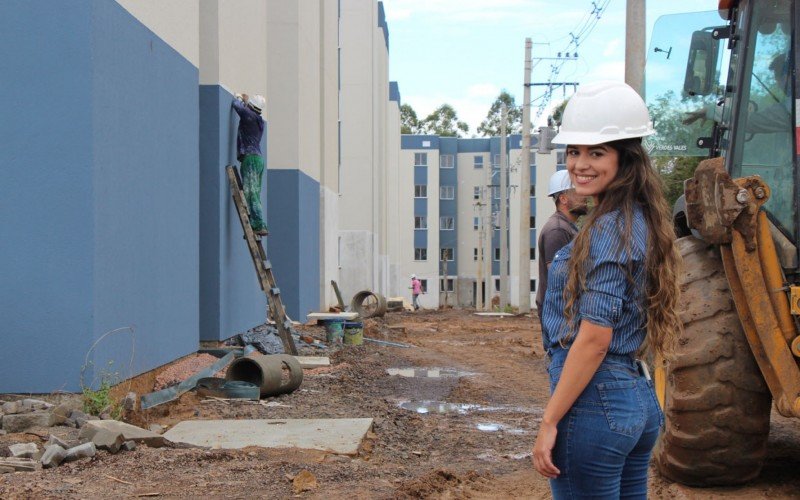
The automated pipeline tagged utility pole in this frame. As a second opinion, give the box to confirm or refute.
[476,213,483,310]
[625,0,646,98]
[483,156,493,310]
[499,104,509,308]
[518,38,532,314]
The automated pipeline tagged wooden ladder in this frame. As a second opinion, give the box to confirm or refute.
[225,165,298,355]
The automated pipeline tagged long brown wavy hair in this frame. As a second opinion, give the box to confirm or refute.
[562,138,682,359]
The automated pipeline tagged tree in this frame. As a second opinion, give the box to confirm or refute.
[400,103,422,135]
[550,98,569,127]
[477,91,522,136]
[654,155,702,208]
[421,104,469,137]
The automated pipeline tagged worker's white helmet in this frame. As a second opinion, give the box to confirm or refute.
[552,81,654,145]
[547,170,573,196]
[248,94,266,114]
[411,274,416,279]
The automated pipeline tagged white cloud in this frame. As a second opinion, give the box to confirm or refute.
[603,38,622,57]
[467,83,501,99]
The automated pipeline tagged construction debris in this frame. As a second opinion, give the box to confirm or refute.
[0,458,37,472]
[79,420,168,448]
[292,470,319,493]
[64,443,96,463]
[140,352,235,409]
[307,312,359,321]
[293,356,331,369]
[8,443,38,459]
[351,290,388,318]
[40,445,67,469]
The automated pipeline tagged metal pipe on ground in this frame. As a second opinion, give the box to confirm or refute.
[225,354,303,397]
[351,290,387,318]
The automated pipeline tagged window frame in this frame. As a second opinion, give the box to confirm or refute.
[414,216,427,230]
[414,247,427,261]
[439,154,455,169]
[439,185,455,200]
[414,152,428,167]
[473,155,484,168]
[440,247,454,261]
[414,184,427,198]
[440,216,455,230]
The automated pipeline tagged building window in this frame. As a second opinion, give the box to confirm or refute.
[530,184,536,197]
[530,247,536,260]
[414,185,427,198]
[414,152,428,167]
[440,248,454,261]
[440,185,455,199]
[440,216,454,230]
[415,216,427,229]
[473,248,478,261]
[556,151,566,165]
[474,155,484,168]
[473,186,480,200]
[420,279,428,292]
[473,217,479,230]
[494,278,500,292]
[440,154,454,169]
[530,279,536,291]
[493,154,500,167]
[492,186,500,200]
[440,278,454,292]
[414,248,427,261]
[529,216,536,229]
[494,248,500,261]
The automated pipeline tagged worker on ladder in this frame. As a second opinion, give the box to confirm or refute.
[232,93,268,236]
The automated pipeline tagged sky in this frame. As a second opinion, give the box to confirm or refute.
[384,0,716,135]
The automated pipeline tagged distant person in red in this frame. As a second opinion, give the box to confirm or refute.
[410,274,423,311]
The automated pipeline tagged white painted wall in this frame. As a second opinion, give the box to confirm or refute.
[198,0,267,92]
[116,0,200,68]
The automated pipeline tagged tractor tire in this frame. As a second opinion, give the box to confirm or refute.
[654,236,772,486]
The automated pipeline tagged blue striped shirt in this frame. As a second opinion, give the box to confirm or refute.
[541,205,647,355]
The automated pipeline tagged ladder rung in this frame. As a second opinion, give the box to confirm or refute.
[263,260,272,270]
[270,287,280,296]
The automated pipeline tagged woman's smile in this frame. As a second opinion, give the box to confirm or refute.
[566,144,619,199]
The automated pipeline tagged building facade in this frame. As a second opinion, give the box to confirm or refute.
[398,135,566,310]
[1,0,399,392]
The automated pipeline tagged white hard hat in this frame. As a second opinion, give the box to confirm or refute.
[411,274,416,279]
[548,170,572,196]
[552,81,654,145]
[248,94,266,114]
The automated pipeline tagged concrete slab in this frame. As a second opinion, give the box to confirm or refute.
[307,312,359,321]
[163,418,373,455]
[293,356,330,369]
[473,312,514,317]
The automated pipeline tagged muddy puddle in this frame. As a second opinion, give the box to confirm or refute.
[386,367,475,378]
[475,422,527,434]
[397,400,543,416]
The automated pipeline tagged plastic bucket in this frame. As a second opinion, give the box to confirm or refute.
[343,321,363,346]
[325,320,344,344]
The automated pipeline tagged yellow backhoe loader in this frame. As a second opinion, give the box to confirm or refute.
[644,0,800,486]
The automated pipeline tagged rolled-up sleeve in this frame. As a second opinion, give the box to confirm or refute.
[577,219,630,328]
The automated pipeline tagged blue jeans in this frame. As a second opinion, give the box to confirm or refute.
[547,347,664,499]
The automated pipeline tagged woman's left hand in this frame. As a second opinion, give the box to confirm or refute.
[532,421,561,478]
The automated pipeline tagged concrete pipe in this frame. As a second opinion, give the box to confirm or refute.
[226,354,303,397]
[351,290,388,318]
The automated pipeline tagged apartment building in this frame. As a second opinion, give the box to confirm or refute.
[398,135,566,310]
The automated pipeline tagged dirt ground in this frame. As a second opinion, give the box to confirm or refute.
[2,309,799,498]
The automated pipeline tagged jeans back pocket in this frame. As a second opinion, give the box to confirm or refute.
[597,379,645,437]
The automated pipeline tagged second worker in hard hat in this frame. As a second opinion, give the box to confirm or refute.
[535,170,588,329]
[531,81,681,498]
[233,93,268,236]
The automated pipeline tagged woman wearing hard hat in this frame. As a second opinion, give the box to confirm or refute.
[531,81,681,498]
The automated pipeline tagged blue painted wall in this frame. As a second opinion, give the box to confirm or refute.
[199,85,268,341]
[266,170,320,323]
[389,81,401,103]
[401,135,439,149]
[0,0,199,392]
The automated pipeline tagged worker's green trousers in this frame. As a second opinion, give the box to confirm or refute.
[240,154,266,231]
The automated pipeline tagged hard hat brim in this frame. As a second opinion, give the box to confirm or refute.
[552,128,654,146]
